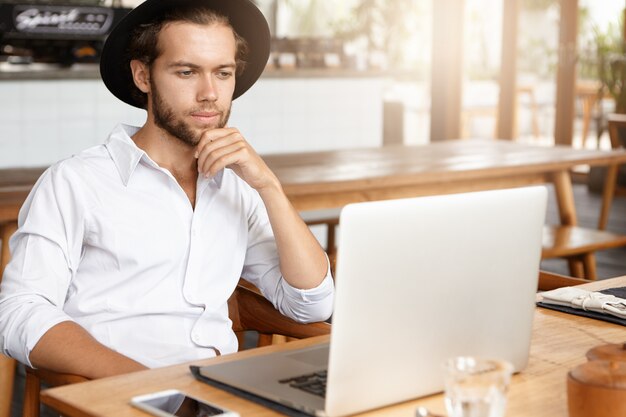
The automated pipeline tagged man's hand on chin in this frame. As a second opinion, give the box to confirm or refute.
[195,127,280,191]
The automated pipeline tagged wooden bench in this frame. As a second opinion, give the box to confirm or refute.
[542,224,626,280]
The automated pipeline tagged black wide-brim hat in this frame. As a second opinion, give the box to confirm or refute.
[100,0,270,108]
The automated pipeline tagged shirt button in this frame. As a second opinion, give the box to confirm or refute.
[192,332,201,343]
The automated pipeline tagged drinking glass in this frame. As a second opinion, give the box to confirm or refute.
[443,356,513,417]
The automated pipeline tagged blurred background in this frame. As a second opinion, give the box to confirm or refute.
[2,0,626,165]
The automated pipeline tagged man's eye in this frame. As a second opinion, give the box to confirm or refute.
[217,71,233,79]
[178,70,194,77]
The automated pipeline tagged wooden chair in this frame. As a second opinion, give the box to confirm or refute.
[0,221,18,417]
[21,281,330,417]
[543,114,626,280]
[588,115,626,229]
[541,224,626,280]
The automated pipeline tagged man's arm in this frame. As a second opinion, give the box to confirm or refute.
[195,128,328,290]
[29,321,147,379]
[254,181,329,289]
[0,166,146,378]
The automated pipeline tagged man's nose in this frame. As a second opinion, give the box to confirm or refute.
[197,75,218,102]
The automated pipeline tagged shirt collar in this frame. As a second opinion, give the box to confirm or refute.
[104,124,224,188]
[104,124,143,186]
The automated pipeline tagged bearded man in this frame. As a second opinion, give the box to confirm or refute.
[0,0,333,378]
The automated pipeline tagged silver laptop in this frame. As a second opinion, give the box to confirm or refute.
[198,186,547,417]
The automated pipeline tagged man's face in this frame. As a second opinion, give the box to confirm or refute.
[147,22,237,146]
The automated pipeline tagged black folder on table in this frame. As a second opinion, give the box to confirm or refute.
[537,286,626,327]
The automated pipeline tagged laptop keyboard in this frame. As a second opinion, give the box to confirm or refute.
[279,370,327,398]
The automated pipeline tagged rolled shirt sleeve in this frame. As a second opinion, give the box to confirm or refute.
[275,263,334,323]
[0,166,82,367]
[240,189,334,324]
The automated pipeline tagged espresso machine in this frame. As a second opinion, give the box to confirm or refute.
[0,0,130,67]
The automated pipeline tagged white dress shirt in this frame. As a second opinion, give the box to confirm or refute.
[0,124,334,368]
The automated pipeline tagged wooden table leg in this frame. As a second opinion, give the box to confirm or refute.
[598,163,618,230]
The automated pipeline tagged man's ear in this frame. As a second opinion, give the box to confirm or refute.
[130,59,150,94]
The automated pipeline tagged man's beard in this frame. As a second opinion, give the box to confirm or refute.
[150,79,231,147]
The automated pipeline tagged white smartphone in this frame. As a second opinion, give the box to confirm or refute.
[130,389,240,417]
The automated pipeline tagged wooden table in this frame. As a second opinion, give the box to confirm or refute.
[2,140,626,225]
[40,276,626,417]
[264,140,626,230]
[2,140,626,278]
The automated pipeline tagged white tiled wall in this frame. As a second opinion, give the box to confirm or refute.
[0,77,385,168]
[0,79,146,167]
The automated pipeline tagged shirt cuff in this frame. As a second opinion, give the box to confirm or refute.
[280,273,334,302]
[5,302,74,368]
[279,256,334,302]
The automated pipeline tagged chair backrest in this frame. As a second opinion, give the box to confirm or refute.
[607,113,626,150]
[537,270,590,291]
[230,280,330,345]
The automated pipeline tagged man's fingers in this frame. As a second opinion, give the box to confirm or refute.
[200,127,238,142]
[198,142,247,177]
[196,131,244,169]
[197,128,239,148]
[195,129,241,158]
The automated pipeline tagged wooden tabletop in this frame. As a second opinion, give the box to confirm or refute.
[3,140,626,215]
[267,140,626,192]
[41,276,626,417]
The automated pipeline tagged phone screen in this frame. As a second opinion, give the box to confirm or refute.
[138,392,228,417]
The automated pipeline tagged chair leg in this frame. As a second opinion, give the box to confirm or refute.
[0,355,15,417]
[22,369,41,417]
[582,253,598,280]
[327,223,336,258]
[598,163,618,230]
[257,334,273,347]
[568,258,586,279]
[567,254,597,280]
[271,335,288,345]
[235,331,246,351]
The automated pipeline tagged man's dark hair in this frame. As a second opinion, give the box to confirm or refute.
[125,7,249,108]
